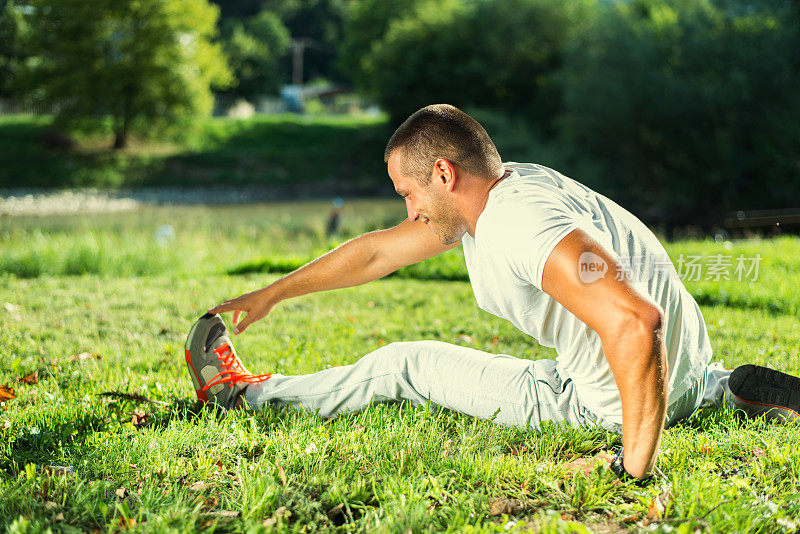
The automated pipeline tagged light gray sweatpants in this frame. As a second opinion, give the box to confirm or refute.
[243,340,732,431]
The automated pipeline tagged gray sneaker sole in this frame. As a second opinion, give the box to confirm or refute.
[727,364,800,423]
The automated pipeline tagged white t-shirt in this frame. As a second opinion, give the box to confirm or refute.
[461,162,713,423]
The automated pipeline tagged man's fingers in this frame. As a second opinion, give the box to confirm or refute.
[209,297,244,315]
[233,310,242,325]
[208,301,234,314]
[232,312,259,335]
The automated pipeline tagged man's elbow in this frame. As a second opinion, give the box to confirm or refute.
[639,304,664,334]
[609,303,665,348]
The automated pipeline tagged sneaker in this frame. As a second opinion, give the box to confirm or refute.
[184,313,272,409]
[727,364,800,423]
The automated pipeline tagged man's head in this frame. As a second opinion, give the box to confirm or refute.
[383,104,503,186]
[384,104,504,244]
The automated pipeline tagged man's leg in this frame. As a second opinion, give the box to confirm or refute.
[726,364,800,422]
[681,361,800,423]
[243,340,602,430]
[701,361,732,407]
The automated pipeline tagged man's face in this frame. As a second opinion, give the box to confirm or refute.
[387,152,467,245]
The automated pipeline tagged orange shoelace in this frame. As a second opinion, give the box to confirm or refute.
[200,342,272,392]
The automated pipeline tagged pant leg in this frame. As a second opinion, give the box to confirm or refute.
[663,361,734,427]
[243,340,600,430]
[701,361,732,406]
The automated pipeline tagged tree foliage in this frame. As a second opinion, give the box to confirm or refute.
[220,10,289,101]
[21,0,232,148]
[353,0,592,126]
[213,0,346,85]
[337,0,425,91]
[559,0,800,226]
[0,0,27,97]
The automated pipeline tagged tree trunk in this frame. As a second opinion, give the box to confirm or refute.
[113,127,128,150]
[112,98,131,150]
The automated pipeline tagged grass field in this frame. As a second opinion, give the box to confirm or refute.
[1,202,800,533]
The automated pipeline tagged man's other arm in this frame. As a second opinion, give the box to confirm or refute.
[541,228,668,479]
[209,219,460,333]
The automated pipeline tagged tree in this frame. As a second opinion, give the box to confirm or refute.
[337,0,421,91]
[22,0,233,149]
[262,0,346,84]
[220,10,290,101]
[356,0,592,125]
[0,0,28,98]
[560,0,800,227]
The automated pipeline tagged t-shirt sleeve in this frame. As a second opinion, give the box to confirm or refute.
[496,199,590,292]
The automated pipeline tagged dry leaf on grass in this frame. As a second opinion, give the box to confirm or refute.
[751,447,767,458]
[4,302,20,312]
[190,481,210,492]
[646,487,673,520]
[0,385,15,401]
[1,420,10,429]
[117,517,136,528]
[69,352,102,362]
[263,506,290,526]
[508,444,528,456]
[204,510,239,519]
[489,498,522,516]
[327,503,346,520]
[115,487,127,498]
[15,371,38,385]
[275,460,287,486]
[69,352,101,362]
[44,465,75,477]
[131,408,151,427]
[54,513,65,522]
[455,334,474,344]
[44,501,59,510]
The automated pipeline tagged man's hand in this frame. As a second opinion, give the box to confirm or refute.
[208,287,277,335]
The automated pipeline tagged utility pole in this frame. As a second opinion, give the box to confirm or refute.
[290,38,311,86]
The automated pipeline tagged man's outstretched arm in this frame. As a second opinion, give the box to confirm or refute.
[208,219,460,333]
[541,228,668,479]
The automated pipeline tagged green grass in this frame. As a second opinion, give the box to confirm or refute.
[0,114,391,188]
[1,203,800,532]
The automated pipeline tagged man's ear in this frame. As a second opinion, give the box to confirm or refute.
[433,158,457,192]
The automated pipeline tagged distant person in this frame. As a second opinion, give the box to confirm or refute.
[326,197,344,237]
[185,104,800,483]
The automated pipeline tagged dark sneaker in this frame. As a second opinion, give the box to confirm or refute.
[184,313,272,409]
[727,364,800,423]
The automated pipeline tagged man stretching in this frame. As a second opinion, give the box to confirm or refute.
[184,104,800,482]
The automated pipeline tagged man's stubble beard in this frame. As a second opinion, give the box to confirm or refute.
[425,184,467,245]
